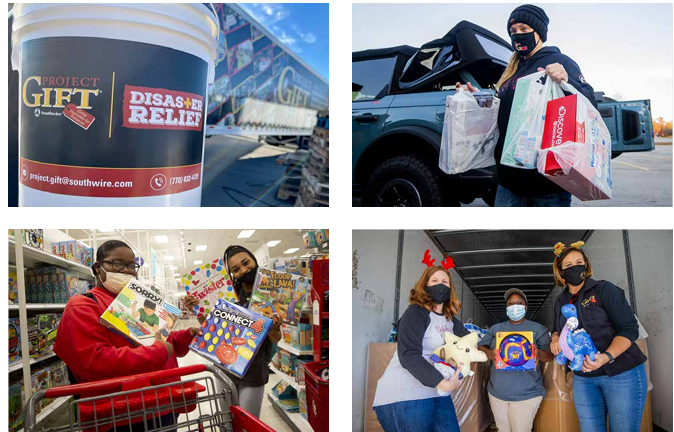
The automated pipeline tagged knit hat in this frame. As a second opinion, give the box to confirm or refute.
[507,4,550,42]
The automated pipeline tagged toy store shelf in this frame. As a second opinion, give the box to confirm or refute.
[17,396,72,432]
[9,352,58,374]
[278,340,313,356]
[8,239,93,278]
[267,393,312,432]
[9,303,67,311]
[269,363,304,391]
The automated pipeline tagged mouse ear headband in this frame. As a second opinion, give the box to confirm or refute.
[553,241,585,257]
[421,249,455,270]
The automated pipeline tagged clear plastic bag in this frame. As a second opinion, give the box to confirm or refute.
[537,80,612,200]
[439,89,500,175]
[500,71,563,169]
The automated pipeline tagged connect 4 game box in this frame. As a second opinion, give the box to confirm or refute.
[99,279,181,346]
[189,299,272,378]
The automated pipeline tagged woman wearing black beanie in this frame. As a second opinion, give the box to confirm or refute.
[458,4,598,207]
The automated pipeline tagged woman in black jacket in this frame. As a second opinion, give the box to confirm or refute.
[458,4,597,207]
[372,265,470,432]
[549,242,647,432]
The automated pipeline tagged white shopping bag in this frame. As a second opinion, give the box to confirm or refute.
[500,71,563,169]
[439,88,500,175]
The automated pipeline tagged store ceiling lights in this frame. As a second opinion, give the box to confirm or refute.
[194,260,203,265]
[154,235,169,243]
[165,255,174,260]
[98,229,116,233]
[196,245,207,251]
[237,230,255,238]
[284,248,300,254]
[267,240,281,247]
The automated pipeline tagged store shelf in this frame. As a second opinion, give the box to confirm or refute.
[9,352,57,374]
[17,396,72,432]
[9,303,66,312]
[269,363,304,391]
[278,340,313,357]
[321,312,329,319]
[267,392,312,432]
[8,239,93,278]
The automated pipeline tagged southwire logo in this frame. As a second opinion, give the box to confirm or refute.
[123,85,203,131]
[212,309,266,333]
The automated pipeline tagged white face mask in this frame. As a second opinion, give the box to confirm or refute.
[99,266,134,294]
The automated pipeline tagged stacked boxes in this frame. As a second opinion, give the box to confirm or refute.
[9,317,21,366]
[290,323,312,351]
[9,229,44,250]
[296,112,329,207]
[24,266,90,304]
[28,314,60,358]
[9,380,23,432]
[51,241,94,267]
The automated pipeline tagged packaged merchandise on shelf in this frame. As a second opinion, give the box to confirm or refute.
[277,397,300,413]
[51,241,94,267]
[9,380,24,432]
[9,317,21,366]
[181,258,238,319]
[295,358,310,385]
[10,229,45,250]
[290,323,312,351]
[250,268,309,326]
[280,348,295,376]
[9,271,19,304]
[27,316,39,357]
[31,367,52,413]
[298,388,307,419]
[24,266,83,304]
[189,299,272,378]
[286,259,302,275]
[100,279,181,346]
[303,231,318,248]
[50,360,70,387]
[315,229,328,246]
[271,380,297,400]
[38,313,59,356]
[282,324,292,344]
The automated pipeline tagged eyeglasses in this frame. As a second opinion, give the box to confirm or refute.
[100,259,141,272]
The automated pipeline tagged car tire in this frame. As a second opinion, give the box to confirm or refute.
[362,155,443,207]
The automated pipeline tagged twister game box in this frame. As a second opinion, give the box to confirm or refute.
[189,299,272,378]
[250,268,309,325]
[100,279,181,346]
[181,258,238,319]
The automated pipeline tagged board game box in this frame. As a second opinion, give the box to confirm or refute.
[9,271,18,304]
[189,299,272,378]
[9,317,21,366]
[9,380,23,432]
[181,258,238,319]
[494,331,536,371]
[249,268,309,325]
[100,279,181,346]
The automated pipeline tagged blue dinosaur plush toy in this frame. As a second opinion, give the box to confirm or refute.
[555,304,598,371]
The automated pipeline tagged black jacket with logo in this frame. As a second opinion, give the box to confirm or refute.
[495,46,598,196]
[553,278,646,377]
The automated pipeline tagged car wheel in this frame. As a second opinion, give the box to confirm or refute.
[362,155,443,207]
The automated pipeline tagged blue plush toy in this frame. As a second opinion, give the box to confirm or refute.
[555,304,598,371]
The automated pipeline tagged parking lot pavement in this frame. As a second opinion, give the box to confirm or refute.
[465,145,672,207]
[201,135,298,207]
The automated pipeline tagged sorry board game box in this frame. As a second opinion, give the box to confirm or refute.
[249,268,309,325]
[100,279,181,346]
[494,331,536,371]
[189,299,272,378]
[181,258,238,319]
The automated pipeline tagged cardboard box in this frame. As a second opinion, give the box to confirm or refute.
[365,343,492,432]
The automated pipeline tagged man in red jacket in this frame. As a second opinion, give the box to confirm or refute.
[54,240,202,430]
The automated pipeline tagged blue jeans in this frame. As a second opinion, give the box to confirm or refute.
[373,397,461,432]
[572,364,647,432]
[494,185,572,207]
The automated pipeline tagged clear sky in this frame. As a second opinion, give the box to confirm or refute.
[353,3,672,121]
[240,3,329,81]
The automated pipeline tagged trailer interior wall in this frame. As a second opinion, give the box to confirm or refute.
[352,230,493,432]
[582,230,672,430]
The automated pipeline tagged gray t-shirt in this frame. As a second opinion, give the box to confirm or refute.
[478,320,551,402]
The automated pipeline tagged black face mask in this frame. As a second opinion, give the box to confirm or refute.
[510,31,538,57]
[426,283,452,304]
[562,264,587,286]
[238,267,258,285]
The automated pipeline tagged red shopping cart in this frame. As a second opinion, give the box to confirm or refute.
[25,364,276,432]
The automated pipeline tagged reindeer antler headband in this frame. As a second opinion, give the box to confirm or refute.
[422,249,456,270]
[553,241,585,257]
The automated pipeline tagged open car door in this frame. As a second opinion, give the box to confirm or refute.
[595,93,655,156]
